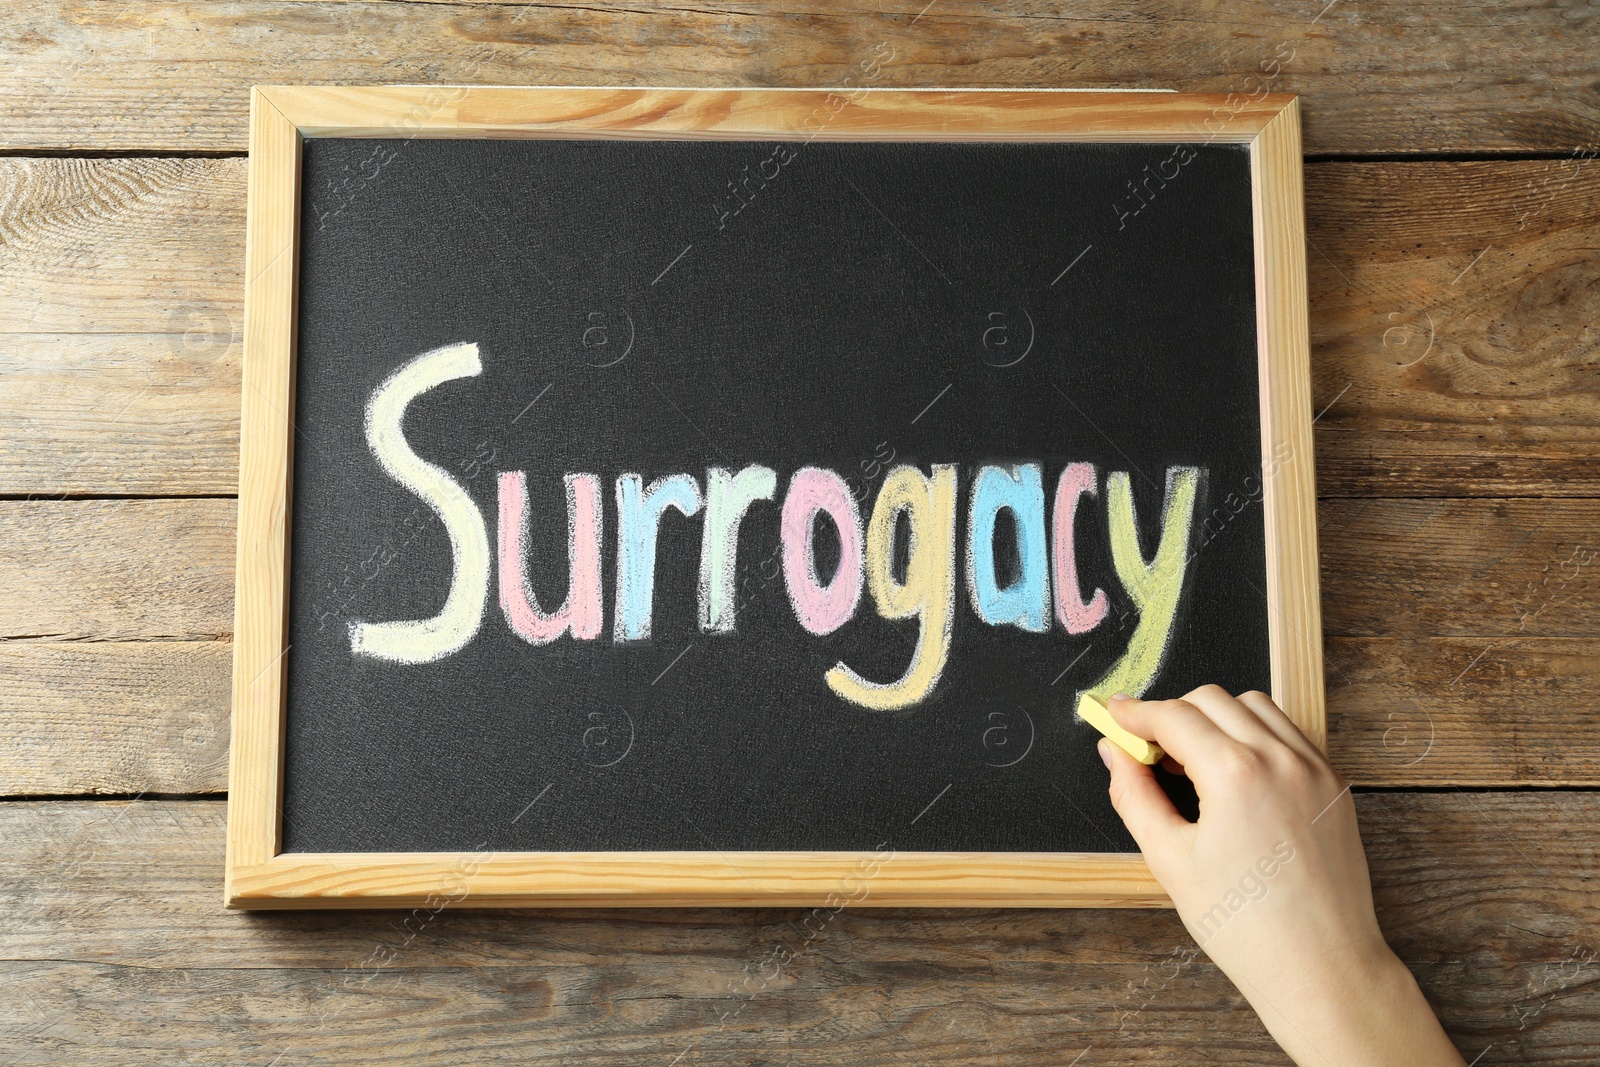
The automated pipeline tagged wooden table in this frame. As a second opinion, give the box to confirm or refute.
[2,3,1596,1063]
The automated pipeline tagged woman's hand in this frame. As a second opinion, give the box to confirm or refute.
[1101,686,1465,1067]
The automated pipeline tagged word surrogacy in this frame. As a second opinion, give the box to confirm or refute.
[348,343,1206,712]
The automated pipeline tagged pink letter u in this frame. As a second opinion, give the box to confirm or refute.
[497,470,603,643]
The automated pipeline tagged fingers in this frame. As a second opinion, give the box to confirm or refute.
[1178,684,1284,749]
[1235,690,1326,763]
[1111,687,1323,772]
[1107,693,1239,770]
[1100,739,1189,852]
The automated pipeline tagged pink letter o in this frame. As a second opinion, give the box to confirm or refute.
[780,467,865,635]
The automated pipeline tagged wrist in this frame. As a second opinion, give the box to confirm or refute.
[1248,944,1465,1067]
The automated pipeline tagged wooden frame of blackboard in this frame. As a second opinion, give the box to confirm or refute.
[228,87,1321,909]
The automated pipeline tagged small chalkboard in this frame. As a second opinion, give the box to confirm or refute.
[227,87,1322,909]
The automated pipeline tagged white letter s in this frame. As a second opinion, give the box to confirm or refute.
[349,342,490,664]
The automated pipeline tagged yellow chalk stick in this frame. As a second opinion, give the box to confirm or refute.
[1078,693,1165,766]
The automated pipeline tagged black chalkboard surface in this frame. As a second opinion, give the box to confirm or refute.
[228,87,1320,908]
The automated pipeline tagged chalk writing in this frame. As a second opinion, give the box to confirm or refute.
[347,344,1208,714]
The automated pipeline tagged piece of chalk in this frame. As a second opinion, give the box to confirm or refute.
[1078,693,1165,766]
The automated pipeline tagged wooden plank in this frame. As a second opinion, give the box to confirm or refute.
[1319,498,1600,639]
[0,499,234,641]
[0,641,229,796]
[0,333,240,498]
[0,958,1280,1065]
[11,960,1586,1066]
[1,2,1596,154]
[1308,159,1600,498]
[0,795,1594,1062]
[1326,637,1600,787]
[5,156,1596,497]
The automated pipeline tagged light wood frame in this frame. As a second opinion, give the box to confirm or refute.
[228,87,1320,910]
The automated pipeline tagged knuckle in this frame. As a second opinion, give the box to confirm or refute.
[1274,750,1317,787]
[1215,746,1265,783]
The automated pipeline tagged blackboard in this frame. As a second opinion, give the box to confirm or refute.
[228,87,1322,908]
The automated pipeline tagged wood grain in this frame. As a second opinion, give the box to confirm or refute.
[1319,498,1600,639]
[230,851,1171,910]
[2,795,1595,1062]
[5,156,1595,497]
[16,960,1589,1066]
[1326,637,1600,787]
[0,499,234,641]
[0,958,1284,1065]
[1,1,1596,154]
[0,157,242,496]
[1308,159,1600,498]
[0,334,240,498]
[0,641,229,795]
[0,158,244,334]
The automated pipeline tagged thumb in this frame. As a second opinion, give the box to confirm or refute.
[1101,739,1188,857]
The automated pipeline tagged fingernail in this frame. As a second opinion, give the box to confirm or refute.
[1097,739,1112,768]
[1111,693,1132,702]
